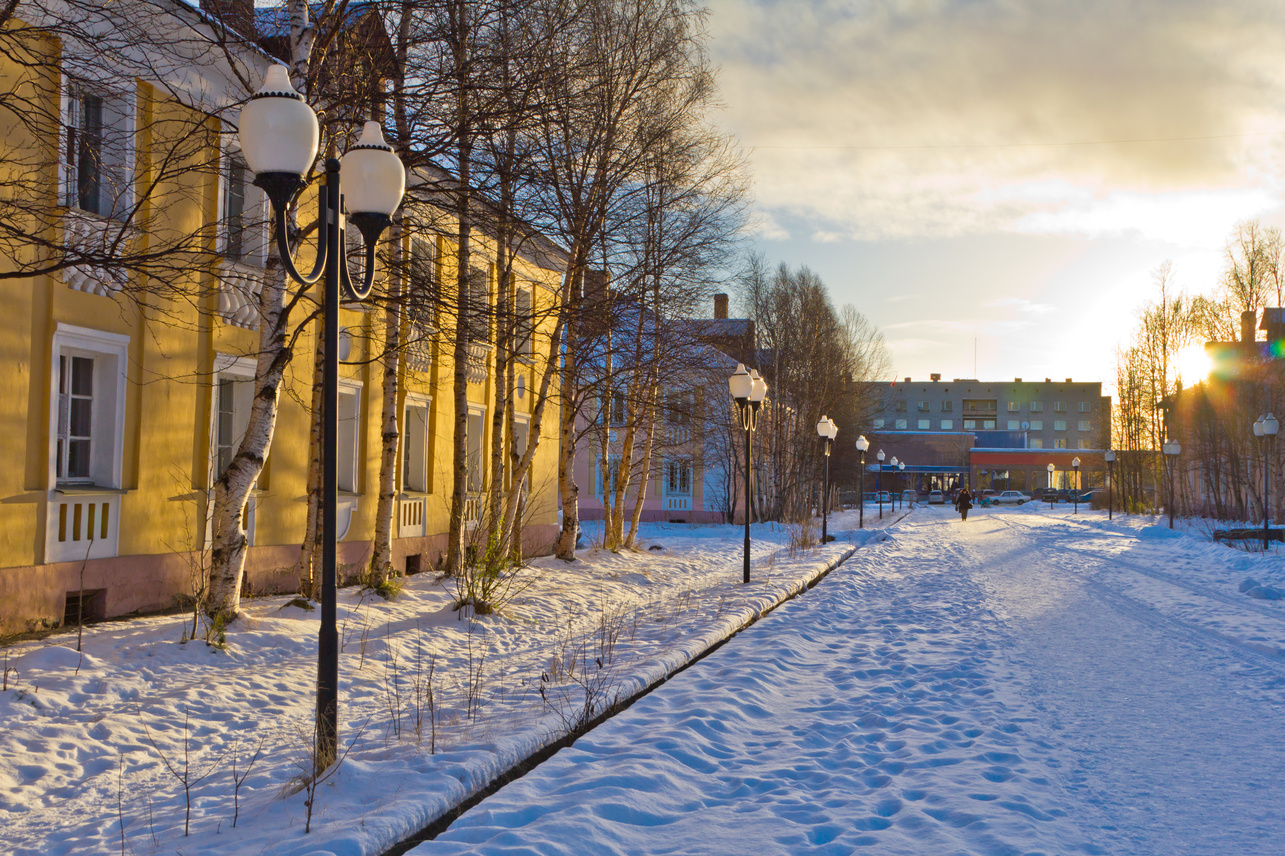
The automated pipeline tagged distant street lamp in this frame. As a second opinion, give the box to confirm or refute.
[816,415,838,543]
[856,435,869,529]
[1072,457,1081,514]
[1104,449,1116,520]
[890,457,899,510]
[877,449,886,520]
[898,460,906,509]
[238,64,405,770]
[1047,463,1055,509]
[1162,440,1181,529]
[1253,414,1278,550]
[729,364,768,583]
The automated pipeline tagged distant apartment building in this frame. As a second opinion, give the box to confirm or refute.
[867,375,1112,493]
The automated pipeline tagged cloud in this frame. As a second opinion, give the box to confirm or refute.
[985,297,1055,315]
[707,0,1285,243]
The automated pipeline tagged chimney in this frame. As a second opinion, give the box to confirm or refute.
[714,293,729,319]
[904,377,911,383]
[200,0,256,39]
[1242,310,1257,343]
[930,373,941,382]
[1065,378,1072,383]
[1014,378,1022,382]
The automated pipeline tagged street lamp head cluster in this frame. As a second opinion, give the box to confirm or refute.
[238,65,405,248]
[729,363,768,430]
[1162,440,1182,456]
[855,434,869,453]
[816,415,838,456]
[1253,413,1280,438]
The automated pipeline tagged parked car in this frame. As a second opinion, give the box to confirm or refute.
[902,489,916,503]
[878,491,890,502]
[928,489,945,504]
[994,490,1028,505]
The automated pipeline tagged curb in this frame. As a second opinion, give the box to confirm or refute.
[381,542,863,854]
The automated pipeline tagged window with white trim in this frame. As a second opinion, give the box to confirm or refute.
[63,85,133,219]
[1007,420,1019,430]
[940,401,953,412]
[895,418,907,429]
[873,418,884,429]
[1078,420,1091,431]
[983,419,996,429]
[219,152,267,265]
[917,400,930,412]
[1053,401,1067,412]
[1030,401,1044,412]
[1079,401,1091,413]
[51,326,129,489]
[963,419,976,429]
[665,458,692,496]
[467,406,486,491]
[1054,420,1067,431]
[1054,438,1068,449]
[917,419,930,430]
[940,419,953,430]
[402,398,430,493]
[408,237,438,331]
[595,454,621,496]
[338,385,362,493]
[1030,438,1044,448]
[465,266,489,342]
[1008,402,1020,412]
[1030,420,1043,431]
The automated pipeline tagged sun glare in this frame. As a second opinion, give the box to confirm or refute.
[1174,342,1211,386]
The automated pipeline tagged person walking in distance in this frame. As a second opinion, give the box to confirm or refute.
[956,486,973,521]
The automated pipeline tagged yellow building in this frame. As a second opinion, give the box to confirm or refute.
[0,6,563,636]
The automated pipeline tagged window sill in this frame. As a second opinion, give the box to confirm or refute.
[54,484,127,495]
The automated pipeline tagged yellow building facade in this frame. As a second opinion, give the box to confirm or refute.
[0,13,563,636]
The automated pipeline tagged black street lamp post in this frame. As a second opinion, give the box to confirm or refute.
[1162,440,1181,529]
[730,364,768,583]
[1254,414,1278,550]
[816,415,838,543]
[856,435,869,529]
[876,449,885,519]
[1072,457,1081,514]
[1104,449,1116,520]
[238,65,405,770]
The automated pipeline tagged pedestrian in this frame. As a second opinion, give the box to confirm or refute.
[956,486,973,521]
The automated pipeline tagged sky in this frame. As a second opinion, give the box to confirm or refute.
[703,0,1285,394]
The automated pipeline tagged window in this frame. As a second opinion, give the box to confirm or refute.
[873,418,884,429]
[1054,420,1067,431]
[467,407,486,491]
[609,390,627,426]
[940,401,953,412]
[964,419,976,429]
[1007,420,1020,430]
[514,286,534,359]
[1008,402,1020,412]
[983,419,996,429]
[1030,420,1043,431]
[1078,420,1091,431]
[894,401,906,412]
[408,238,438,331]
[1079,401,1091,413]
[1030,401,1044,412]
[1030,438,1044,449]
[220,154,265,264]
[402,400,430,493]
[917,419,930,430]
[666,391,693,425]
[963,399,997,413]
[595,454,621,495]
[465,266,489,342]
[918,401,930,412]
[895,418,907,429]
[64,87,132,218]
[337,386,362,493]
[1053,401,1067,412]
[940,419,953,430]
[1054,438,1068,449]
[665,459,692,496]
[51,325,129,488]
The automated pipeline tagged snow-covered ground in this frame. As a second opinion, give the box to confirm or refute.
[416,504,1285,856]
[0,517,875,856]
[4,503,1284,855]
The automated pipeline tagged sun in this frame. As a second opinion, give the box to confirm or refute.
[1173,342,1211,387]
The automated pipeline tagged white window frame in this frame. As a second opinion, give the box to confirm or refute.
[337,380,363,494]
[216,144,268,268]
[402,395,431,494]
[1030,420,1043,431]
[61,77,135,220]
[873,418,884,429]
[1008,402,1020,412]
[940,419,953,430]
[1054,401,1067,412]
[917,419,930,430]
[1079,401,1091,413]
[1030,438,1044,449]
[1030,401,1044,413]
[1054,420,1067,432]
[963,419,976,430]
[49,324,129,490]
[210,354,258,480]
[515,284,534,361]
[1054,438,1068,449]
[467,405,487,491]
[894,418,907,429]
[1078,420,1091,432]
[1007,420,1020,430]
[664,457,693,497]
[595,452,621,496]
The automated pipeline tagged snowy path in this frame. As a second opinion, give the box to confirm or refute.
[414,506,1285,856]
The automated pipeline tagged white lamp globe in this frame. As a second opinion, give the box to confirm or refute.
[856,435,869,452]
[816,416,829,438]
[1265,414,1280,436]
[728,364,751,400]
[340,121,405,216]
[238,65,318,178]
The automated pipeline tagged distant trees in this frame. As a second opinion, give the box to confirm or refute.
[1113,220,1284,522]
[737,256,890,523]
